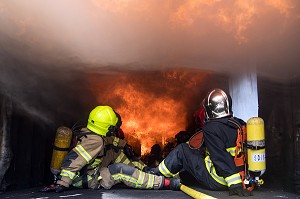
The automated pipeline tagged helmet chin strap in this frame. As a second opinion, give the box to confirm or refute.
[106,125,120,137]
[107,111,122,137]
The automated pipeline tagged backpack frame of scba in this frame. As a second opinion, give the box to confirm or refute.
[228,117,266,191]
[189,117,266,191]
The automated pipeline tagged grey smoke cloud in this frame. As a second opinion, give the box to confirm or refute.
[0,0,299,124]
[0,0,299,74]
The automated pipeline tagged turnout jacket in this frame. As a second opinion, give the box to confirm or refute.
[203,117,243,187]
[57,128,126,188]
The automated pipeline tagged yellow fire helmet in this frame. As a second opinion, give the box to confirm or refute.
[87,106,118,136]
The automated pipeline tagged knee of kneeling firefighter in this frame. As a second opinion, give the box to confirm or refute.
[98,167,116,189]
[108,163,136,175]
[98,164,137,189]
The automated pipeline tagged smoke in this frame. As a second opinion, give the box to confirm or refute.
[0,0,299,125]
[0,1,299,72]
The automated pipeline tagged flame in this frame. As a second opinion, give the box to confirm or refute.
[88,69,210,155]
[108,79,186,155]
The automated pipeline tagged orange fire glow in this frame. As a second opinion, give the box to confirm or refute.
[113,83,186,155]
[89,0,295,45]
[88,69,211,155]
[83,0,296,153]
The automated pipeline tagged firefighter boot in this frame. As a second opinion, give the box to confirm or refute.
[39,184,68,193]
[39,184,56,192]
[163,178,181,191]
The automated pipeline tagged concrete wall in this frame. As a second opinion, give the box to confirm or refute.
[229,71,258,122]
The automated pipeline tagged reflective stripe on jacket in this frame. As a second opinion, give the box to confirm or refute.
[57,132,105,187]
[203,117,243,187]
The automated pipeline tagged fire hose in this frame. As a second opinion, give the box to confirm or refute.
[180,184,217,199]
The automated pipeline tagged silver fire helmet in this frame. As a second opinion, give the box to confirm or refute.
[204,88,233,119]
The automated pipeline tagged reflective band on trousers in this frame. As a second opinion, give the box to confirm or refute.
[204,156,227,186]
[146,174,155,189]
[75,145,92,163]
[112,172,151,189]
[60,169,76,180]
[225,173,242,187]
[158,160,175,178]
[112,174,135,184]
[136,171,146,188]
[72,175,93,188]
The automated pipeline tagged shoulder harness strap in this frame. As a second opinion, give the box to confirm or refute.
[228,117,249,189]
[76,130,102,141]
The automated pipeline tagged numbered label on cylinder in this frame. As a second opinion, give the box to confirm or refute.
[252,153,266,162]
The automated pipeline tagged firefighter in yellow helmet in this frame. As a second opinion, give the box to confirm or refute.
[41,105,180,192]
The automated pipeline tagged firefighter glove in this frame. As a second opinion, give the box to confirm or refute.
[39,184,68,193]
[229,185,253,197]
[142,166,151,173]
[169,178,181,191]
[123,144,135,159]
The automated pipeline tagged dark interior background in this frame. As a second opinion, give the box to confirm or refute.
[258,77,297,192]
[0,67,299,194]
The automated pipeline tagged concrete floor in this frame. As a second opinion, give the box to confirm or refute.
[1,185,299,199]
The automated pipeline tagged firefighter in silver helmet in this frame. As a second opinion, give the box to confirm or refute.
[203,88,232,119]
[41,105,180,193]
[149,88,253,197]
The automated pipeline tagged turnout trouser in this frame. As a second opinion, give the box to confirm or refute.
[102,148,147,170]
[99,163,164,190]
[152,143,227,190]
[72,148,147,189]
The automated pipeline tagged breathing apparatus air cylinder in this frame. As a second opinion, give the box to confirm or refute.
[50,126,72,175]
[246,117,266,178]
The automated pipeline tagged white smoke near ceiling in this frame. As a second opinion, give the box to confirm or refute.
[0,0,299,123]
[0,0,299,76]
